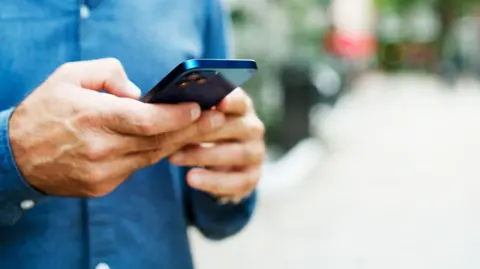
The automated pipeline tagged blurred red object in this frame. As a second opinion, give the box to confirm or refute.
[324,30,376,61]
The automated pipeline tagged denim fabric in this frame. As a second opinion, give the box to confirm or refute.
[0,1,255,268]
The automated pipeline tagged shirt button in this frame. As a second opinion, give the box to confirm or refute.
[95,263,110,269]
[80,4,91,19]
[20,200,35,210]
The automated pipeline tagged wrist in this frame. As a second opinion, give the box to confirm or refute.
[0,107,46,224]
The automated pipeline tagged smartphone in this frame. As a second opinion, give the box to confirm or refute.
[141,59,258,110]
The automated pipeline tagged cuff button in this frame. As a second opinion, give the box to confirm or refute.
[20,200,35,210]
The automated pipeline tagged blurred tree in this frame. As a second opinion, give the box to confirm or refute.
[375,0,478,70]
[228,0,335,148]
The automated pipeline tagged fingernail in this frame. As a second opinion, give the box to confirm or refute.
[127,80,142,98]
[189,173,203,186]
[191,106,201,120]
[210,113,225,128]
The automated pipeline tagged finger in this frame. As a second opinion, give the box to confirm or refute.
[57,58,141,99]
[169,140,265,167]
[216,88,251,115]
[186,167,260,197]
[113,112,225,169]
[191,115,265,143]
[155,111,226,156]
[119,111,226,154]
[101,98,202,136]
[77,111,226,169]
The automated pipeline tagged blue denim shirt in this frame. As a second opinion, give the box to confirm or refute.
[0,1,256,269]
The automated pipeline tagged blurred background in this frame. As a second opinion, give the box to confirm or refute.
[190,0,480,268]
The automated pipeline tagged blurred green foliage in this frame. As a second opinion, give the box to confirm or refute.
[228,0,333,145]
[375,0,479,71]
[375,0,477,15]
[375,0,428,14]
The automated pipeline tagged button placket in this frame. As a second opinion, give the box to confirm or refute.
[80,4,91,19]
[95,262,110,269]
[20,200,35,210]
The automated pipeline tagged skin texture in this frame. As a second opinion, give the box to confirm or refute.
[170,89,266,201]
[9,58,226,197]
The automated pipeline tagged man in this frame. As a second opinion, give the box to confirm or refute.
[0,1,265,269]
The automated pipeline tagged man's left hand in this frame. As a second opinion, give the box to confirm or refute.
[169,89,265,202]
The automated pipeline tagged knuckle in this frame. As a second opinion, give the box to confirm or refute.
[104,58,126,80]
[104,57,123,70]
[83,141,112,161]
[248,118,266,138]
[255,120,266,137]
[57,62,75,73]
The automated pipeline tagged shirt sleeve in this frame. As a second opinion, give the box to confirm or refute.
[176,165,257,240]
[201,0,235,59]
[0,107,46,226]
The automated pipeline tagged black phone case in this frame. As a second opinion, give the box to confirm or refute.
[141,70,237,110]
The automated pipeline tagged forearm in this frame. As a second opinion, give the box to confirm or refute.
[0,107,45,226]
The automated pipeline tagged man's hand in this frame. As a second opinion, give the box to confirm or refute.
[9,58,225,197]
[169,89,265,201]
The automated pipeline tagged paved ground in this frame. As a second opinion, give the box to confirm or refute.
[189,73,480,269]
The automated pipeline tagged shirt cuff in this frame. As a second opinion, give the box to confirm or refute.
[0,107,46,225]
[189,187,257,238]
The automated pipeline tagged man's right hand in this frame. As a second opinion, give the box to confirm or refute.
[8,58,225,197]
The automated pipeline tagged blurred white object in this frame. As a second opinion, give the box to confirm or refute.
[331,0,375,37]
[259,138,326,196]
[192,73,480,269]
[311,63,342,98]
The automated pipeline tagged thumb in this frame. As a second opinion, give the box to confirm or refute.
[58,58,142,99]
